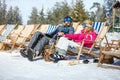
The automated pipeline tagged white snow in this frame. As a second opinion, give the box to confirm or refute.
[0,32,120,80]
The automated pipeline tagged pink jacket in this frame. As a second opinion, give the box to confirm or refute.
[65,29,98,48]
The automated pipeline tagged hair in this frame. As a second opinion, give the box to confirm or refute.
[83,20,92,25]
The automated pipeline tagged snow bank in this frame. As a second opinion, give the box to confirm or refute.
[0,51,120,80]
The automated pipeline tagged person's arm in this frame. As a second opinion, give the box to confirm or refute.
[57,26,74,37]
[48,27,59,39]
[65,33,81,40]
[68,27,74,34]
[65,28,85,40]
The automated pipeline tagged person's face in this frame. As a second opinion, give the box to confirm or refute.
[84,26,92,32]
[64,21,71,26]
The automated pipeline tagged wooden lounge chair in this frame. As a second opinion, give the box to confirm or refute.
[45,25,57,34]
[13,24,38,48]
[38,24,50,34]
[38,24,58,34]
[72,22,81,31]
[76,22,109,59]
[74,25,83,34]
[98,40,120,70]
[2,25,25,49]
[0,24,17,42]
[30,24,41,38]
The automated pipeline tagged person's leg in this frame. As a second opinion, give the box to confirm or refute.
[20,31,44,58]
[50,37,70,62]
[27,36,50,61]
[56,37,79,55]
[68,40,80,47]
[56,37,70,52]
[55,47,66,57]
[34,36,50,54]
[28,31,44,49]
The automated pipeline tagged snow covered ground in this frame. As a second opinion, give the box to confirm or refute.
[0,51,120,80]
[0,32,120,80]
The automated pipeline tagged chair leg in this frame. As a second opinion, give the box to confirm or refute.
[77,41,84,60]
[97,52,105,67]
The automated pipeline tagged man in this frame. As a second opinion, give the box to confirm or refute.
[20,16,74,61]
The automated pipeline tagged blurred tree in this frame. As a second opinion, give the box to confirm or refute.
[46,1,71,24]
[88,11,95,21]
[0,0,7,24]
[13,6,22,24]
[6,6,22,24]
[2,0,7,24]
[6,6,14,24]
[70,0,88,22]
[27,7,39,24]
[90,2,105,22]
[46,10,56,24]
[38,7,46,24]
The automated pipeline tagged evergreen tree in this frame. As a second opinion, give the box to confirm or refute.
[6,6,14,24]
[53,1,70,23]
[2,0,7,24]
[27,7,39,24]
[6,6,22,24]
[38,7,46,24]
[70,0,88,22]
[59,1,70,19]
[13,6,22,24]
[46,11,53,24]
[46,2,61,24]
[46,1,71,24]
[46,9,59,24]
[0,0,22,24]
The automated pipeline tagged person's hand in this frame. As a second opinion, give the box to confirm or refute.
[57,32,64,36]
